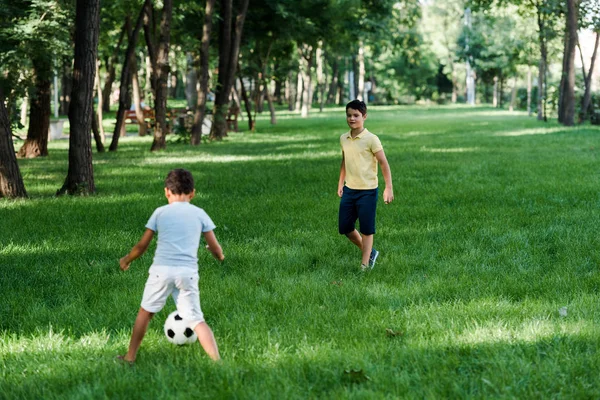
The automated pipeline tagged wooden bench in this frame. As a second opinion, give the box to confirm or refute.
[226,105,240,132]
[125,108,155,126]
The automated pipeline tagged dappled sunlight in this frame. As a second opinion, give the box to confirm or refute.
[402,130,439,137]
[273,143,328,152]
[227,132,322,143]
[495,127,567,137]
[1,328,111,355]
[141,150,339,165]
[455,319,594,346]
[420,146,480,153]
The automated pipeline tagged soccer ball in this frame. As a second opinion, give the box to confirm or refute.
[163,311,197,345]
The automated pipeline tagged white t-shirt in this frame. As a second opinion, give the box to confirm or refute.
[145,201,216,272]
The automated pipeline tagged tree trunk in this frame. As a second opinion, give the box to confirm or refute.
[150,0,173,151]
[286,71,294,111]
[527,67,532,116]
[357,41,365,101]
[109,1,147,152]
[131,54,147,136]
[92,59,105,152]
[191,0,215,145]
[560,0,579,126]
[499,76,504,108]
[57,0,100,196]
[274,76,282,105]
[59,61,72,116]
[17,58,51,158]
[581,32,599,122]
[266,82,276,125]
[294,70,303,112]
[537,7,547,121]
[492,76,498,107]
[557,26,570,123]
[185,52,198,111]
[299,44,313,118]
[255,73,265,114]
[20,95,28,127]
[101,19,127,113]
[210,0,250,140]
[509,77,517,112]
[238,75,254,130]
[0,88,28,198]
[327,58,339,104]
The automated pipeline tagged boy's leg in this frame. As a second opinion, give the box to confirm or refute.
[361,234,374,266]
[345,229,362,249]
[339,188,361,248]
[173,275,220,361]
[193,322,220,361]
[356,188,378,268]
[123,308,155,362]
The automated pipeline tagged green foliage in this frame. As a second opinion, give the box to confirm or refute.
[2,107,600,398]
[0,0,73,96]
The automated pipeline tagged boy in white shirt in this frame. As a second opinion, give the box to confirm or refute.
[118,169,224,363]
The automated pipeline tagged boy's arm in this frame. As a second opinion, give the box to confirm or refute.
[338,151,346,197]
[374,149,394,204]
[203,230,225,261]
[120,229,155,271]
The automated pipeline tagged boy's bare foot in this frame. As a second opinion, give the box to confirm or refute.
[115,355,134,366]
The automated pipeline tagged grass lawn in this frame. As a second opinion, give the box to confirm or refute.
[2,105,599,398]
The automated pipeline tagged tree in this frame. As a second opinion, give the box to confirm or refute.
[210,0,249,140]
[57,0,100,195]
[469,0,562,119]
[146,0,173,151]
[0,0,72,158]
[109,2,148,152]
[578,0,599,122]
[0,88,28,198]
[190,0,215,145]
[558,0,579,126]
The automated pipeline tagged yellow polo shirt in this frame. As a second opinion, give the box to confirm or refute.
[340,129,383,190]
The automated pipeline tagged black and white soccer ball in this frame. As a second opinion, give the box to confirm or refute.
[163,311,197,345]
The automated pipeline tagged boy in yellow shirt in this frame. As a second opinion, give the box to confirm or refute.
[337,100,393,270]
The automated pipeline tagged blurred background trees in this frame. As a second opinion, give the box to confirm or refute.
[2,0,600,197]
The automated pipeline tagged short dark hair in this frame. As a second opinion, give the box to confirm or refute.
[165,169,194,195]
[346,100,367,116]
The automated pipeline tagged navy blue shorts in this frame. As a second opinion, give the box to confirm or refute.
[338,187,378,235]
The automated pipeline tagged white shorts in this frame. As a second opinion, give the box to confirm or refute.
[140,266,204,327]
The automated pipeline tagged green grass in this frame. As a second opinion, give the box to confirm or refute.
[2,105,600,399]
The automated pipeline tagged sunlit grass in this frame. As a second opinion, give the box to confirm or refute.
[2,105,600,398]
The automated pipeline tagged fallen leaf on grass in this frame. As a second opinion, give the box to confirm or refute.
[386,328,403,337]
[559,307,568,317]
[343,369,370,384]
[331,280,343,286]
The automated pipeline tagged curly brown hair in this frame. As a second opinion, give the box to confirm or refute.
[165,169,194,195]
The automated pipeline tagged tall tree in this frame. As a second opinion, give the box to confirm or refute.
[210,0,249,140]
[191,0,215,145]
[57,0,100,195]
[149,0,173,151]
[0,88,28,198]
[0,0,73,158]
[17,57,52,158]
[578,0,599,122]
[558,0,579,126]
[109,2,148,152]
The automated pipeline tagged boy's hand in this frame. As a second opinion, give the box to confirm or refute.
[383,187,394,204]
[119,256,131,271]
[206,245,225,262]
[337,184,344,198]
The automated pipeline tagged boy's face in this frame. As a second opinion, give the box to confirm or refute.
[346,108,367,131]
